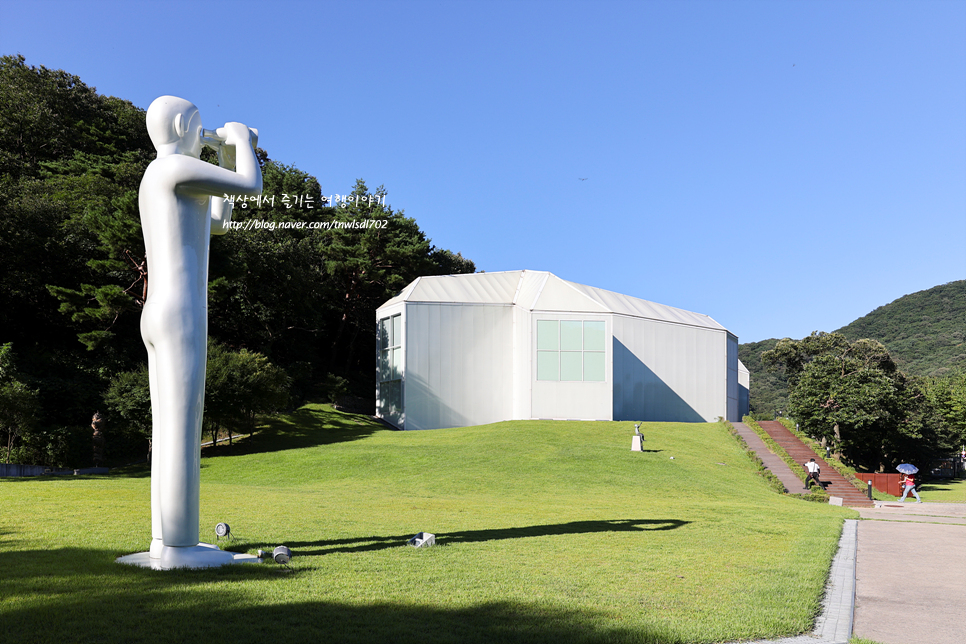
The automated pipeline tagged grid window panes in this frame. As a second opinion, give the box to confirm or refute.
[378,314,402,412]
[536,320,606,382]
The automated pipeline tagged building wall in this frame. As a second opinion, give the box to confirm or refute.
[738,360,750,419]
[726,334,739,422]
[511,305,531,421]
[402,302,514,430]
[378,285,738,428]
[611,315,729,422]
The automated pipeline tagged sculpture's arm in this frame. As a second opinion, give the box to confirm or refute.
[210,196,232,235]
[171,123,262,197]
[209,141,237,235]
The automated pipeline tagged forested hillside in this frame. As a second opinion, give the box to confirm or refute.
[835,280,965,377]
[0,56,473,467]
[741,281,966,418]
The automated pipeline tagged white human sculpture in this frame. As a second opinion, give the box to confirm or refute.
[118,96,261,569]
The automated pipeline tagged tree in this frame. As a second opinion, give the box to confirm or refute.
[0,344,40,463]
[923,371,966,452]
[204,341,291,445]
[102,364,152,461]
[763,332,962,471]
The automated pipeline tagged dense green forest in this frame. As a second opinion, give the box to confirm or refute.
[0,56,473,467]
[836,280,966,377]
[740,281,965,419]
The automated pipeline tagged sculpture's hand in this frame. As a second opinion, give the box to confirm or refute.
[216,142,236,171]
[217,122,254,150]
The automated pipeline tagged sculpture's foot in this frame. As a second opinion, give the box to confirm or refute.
[160,543,235,569]
[117,542,261,570]
[149,537,164,559]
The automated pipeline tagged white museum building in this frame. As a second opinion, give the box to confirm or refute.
[376,270,749,430]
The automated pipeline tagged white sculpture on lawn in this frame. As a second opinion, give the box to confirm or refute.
[118,96,261,569]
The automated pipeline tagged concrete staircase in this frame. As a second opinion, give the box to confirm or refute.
[757,421,874,508]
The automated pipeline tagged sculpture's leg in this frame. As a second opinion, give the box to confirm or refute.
[144,312,164,558]
[153,319,206,548]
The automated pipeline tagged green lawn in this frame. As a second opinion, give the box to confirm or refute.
[919,476,966,503]
[1,406,856,643]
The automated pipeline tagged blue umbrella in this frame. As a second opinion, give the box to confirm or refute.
[896,463,919,474]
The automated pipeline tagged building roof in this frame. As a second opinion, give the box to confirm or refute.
[379,270,728,332]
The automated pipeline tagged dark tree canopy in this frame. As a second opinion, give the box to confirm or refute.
[0,57,475,467]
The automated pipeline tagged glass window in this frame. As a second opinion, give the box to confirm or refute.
[535,320,606,382]
[537,320,559,351]
[537,351,559,381]
[560,351,583,381]
[560,320,583,351]
[378,314,402,384]
[378,313,404,417]
[583,351,605,382]
[378,351,389,383]
[583,321,605,351]
[379,318,390,349]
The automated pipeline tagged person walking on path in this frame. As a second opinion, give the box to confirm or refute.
[899,472,922,502]
[804,458,822,490]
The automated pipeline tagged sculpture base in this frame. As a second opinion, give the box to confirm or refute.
[117,542,261,570]
[631,435,643,452]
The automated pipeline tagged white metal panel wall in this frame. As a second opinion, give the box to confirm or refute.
[529,313,612,421]
[738,359,750,419]
[612,315,728,422]
[726,334,739,422]
[511,305,531,420]
[404,302,514,430]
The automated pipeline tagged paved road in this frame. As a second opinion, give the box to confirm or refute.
[851,502,966,644]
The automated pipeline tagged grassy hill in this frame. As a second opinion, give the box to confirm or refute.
[0,405,852,644]
[741,280,966,417]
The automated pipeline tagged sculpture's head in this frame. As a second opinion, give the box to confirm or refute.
[146,96,203,158]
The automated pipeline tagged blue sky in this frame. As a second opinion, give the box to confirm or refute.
[4,0,964,343]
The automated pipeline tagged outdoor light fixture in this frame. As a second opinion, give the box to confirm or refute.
[215,522,231,540]
[407,532,436,548]
[273,546,292,564]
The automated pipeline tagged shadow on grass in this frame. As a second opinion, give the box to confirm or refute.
[0,548,690,644]
[921,478,965,491]
[280,519,691,556]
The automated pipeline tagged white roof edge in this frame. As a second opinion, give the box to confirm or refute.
[528,271,552,310]
[552,274,613,313]
[377,270,730,333]
[511,270,526,305]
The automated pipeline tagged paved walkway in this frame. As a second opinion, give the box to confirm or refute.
[732,422,966,644]
[851,502,966,644]
[732,422,807,495]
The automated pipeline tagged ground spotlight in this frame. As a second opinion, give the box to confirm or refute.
[215,522,231,540]
[273,545,292,564]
